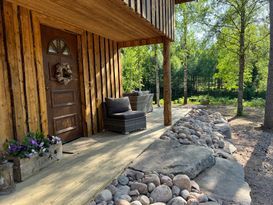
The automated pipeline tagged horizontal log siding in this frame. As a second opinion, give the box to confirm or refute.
[122,0,175,40]
[0,1,122,146]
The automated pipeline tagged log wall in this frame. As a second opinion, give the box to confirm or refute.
[0,1,122,146]
[122,0,175,40]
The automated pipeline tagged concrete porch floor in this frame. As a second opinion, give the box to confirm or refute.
[0,107,191,205]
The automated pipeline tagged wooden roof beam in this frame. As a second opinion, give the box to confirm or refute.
[118,37,164,48]
[175,0,196,4]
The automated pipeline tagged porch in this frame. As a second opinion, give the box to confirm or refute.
[0,107,191,205]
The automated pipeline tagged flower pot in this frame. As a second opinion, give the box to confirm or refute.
[11,143,62,182]
[0,162,15,195]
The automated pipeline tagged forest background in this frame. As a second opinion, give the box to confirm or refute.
[121,0,269,112]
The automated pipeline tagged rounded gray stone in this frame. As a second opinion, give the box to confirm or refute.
[173,175,191,191]
[139,195,150,205]
[160,176,173,187]
[167,197,187,205]
[131,201,142,205]
[116,195,132,202]
[172,186,180,196]
[118,175,130,185]
[180,190,190,200]
[148,183,156,192]
[150,185,172,203]
[96,189,113,203]
[130,182,148,194]
[107,185,118,195]
[190,181,200,191]
[129,190,140,197]
[116,200,131,205]
[143,174,160,186]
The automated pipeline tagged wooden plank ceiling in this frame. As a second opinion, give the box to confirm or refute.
[7,0,166,42]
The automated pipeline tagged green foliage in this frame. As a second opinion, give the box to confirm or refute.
[121,46,152,93]
[244,98,265,107]
[172,95,264,108]
[121,0,269,106]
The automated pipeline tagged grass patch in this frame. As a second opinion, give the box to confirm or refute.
[169,95,265,108]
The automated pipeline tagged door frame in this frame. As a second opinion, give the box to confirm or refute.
[32,12,88,137]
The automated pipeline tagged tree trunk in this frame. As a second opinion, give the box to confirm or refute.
[154,45,160,107]
[264,0,273,129]
[237,5,246,116]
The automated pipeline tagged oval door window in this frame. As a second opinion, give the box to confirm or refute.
[48,39,70,56]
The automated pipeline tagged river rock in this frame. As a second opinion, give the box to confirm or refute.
[107,185,118,195]
[116,195,132,202]
[189,193,208,203]
[172,186,180,196]
[160,176,173,187]
[187,198,199,205]
[148,183,156,192]
[118,175,130,185]
[200,202,220,205]
[167,197,187,205]
[139,195,150,205]
[95,189,112,203]
[129,190,140,197]
[143,174,160,186]
[126,169,145,180]
[131,182,148,194]
[224,140,237,154]
[115,186,130,200]
[116,200,131,205]
[131,201,142,205]
[173,175,191,191]
[150,185,172,203]
[214,123,232,139]
[180,190,190,200]
[117,185,130,194]
[190,181,200,191]
[97,202,107,205]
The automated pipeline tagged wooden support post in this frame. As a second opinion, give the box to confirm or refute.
[163,38,172,126]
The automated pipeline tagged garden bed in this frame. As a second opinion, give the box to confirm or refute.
[11,143,62,182]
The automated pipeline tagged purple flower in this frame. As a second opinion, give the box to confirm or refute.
[29,139,38,146]
[8,144,19,153]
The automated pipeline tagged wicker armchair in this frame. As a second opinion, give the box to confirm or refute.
[103,97,146,134]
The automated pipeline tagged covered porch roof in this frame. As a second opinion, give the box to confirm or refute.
[8,0,193,43]
[8,0,166,42]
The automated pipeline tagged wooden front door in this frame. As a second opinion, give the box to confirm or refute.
[41,25,83,143]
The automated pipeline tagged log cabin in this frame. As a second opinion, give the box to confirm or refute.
[0,0,192,147]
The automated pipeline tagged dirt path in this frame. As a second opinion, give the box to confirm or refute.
[206,106,273,205]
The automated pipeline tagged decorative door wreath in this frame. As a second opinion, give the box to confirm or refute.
[55,63,73,85]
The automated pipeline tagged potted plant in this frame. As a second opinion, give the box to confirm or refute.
[3,132,62,182]
[0,152,15,195]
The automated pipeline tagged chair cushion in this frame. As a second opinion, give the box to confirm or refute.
[110,111,145,120]
[106,97,132,115]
